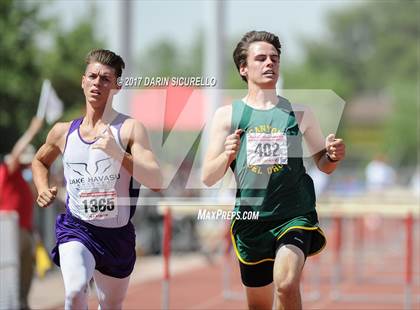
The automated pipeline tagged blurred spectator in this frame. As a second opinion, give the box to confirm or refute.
[410,166,419,198]
[365,154,396,191]
[0,117,43,309]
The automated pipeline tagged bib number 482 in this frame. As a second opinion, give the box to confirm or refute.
[247,132,288,165]
[254,142,280,157]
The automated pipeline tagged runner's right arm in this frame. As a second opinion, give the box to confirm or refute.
[201,105,242,187]
[32,122,70,207]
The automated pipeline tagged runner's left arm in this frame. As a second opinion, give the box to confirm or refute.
[300,106,345,174]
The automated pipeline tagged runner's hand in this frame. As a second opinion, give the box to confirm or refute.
[37,186,57,208]
[225,129,243,160]
[92,125,124,159]
[325,134,345,162]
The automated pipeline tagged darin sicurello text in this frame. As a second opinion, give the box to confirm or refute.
[120,76,217,87]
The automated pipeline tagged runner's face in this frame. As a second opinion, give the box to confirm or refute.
[82,62,119,107]
[240,41,279,88]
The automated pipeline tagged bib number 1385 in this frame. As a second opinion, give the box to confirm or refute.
[79,190,117,220]
[82,197,115,213]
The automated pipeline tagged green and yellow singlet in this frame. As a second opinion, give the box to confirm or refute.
[230,97,316,221]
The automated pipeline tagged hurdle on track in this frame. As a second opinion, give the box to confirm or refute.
[158,197,419,309]
[318,201,418,309]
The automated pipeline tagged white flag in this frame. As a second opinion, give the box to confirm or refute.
[36,79,64,124]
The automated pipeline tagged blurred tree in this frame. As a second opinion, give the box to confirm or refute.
[41,18,104,124]
[285,1,419,97]
[139,39,180,77]
[283,1,419,165]
[384,81,418,165]
[137,30,204,78]
[137,33,247,91]
[0,0,104,155]
[0,0,47,154]
[182,30,204,76]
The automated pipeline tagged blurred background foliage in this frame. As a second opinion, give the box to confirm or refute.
[282,1,419,167]
[0,0,103,152]
[0,0,418,169]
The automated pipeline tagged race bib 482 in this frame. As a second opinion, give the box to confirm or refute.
[246,132,288,165]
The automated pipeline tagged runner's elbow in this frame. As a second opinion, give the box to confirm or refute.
[153,173,163,191]
[31,157,46,171]
[202,179,213,187]
[147,170,163,191]
[318,166,334,175]
[201,173,216,187]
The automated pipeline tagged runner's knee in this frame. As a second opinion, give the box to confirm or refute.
[274,275,300,297]
[273,248,303,296]
[98,294,124,310]
[65,282,89,309]
[95,274,128,310]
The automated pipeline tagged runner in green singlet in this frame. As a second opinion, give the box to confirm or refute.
[202,31,346,310]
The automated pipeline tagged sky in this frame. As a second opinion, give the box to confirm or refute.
[40,0,355,113]
[45,0,354,64]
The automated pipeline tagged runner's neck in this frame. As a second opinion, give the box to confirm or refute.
[243,90,278,110]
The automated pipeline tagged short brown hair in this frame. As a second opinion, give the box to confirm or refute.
[85,49,125,78]
[233,31,281,82]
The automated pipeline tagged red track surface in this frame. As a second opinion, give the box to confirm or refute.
[85,256,419,309]
[81,218,420,309]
